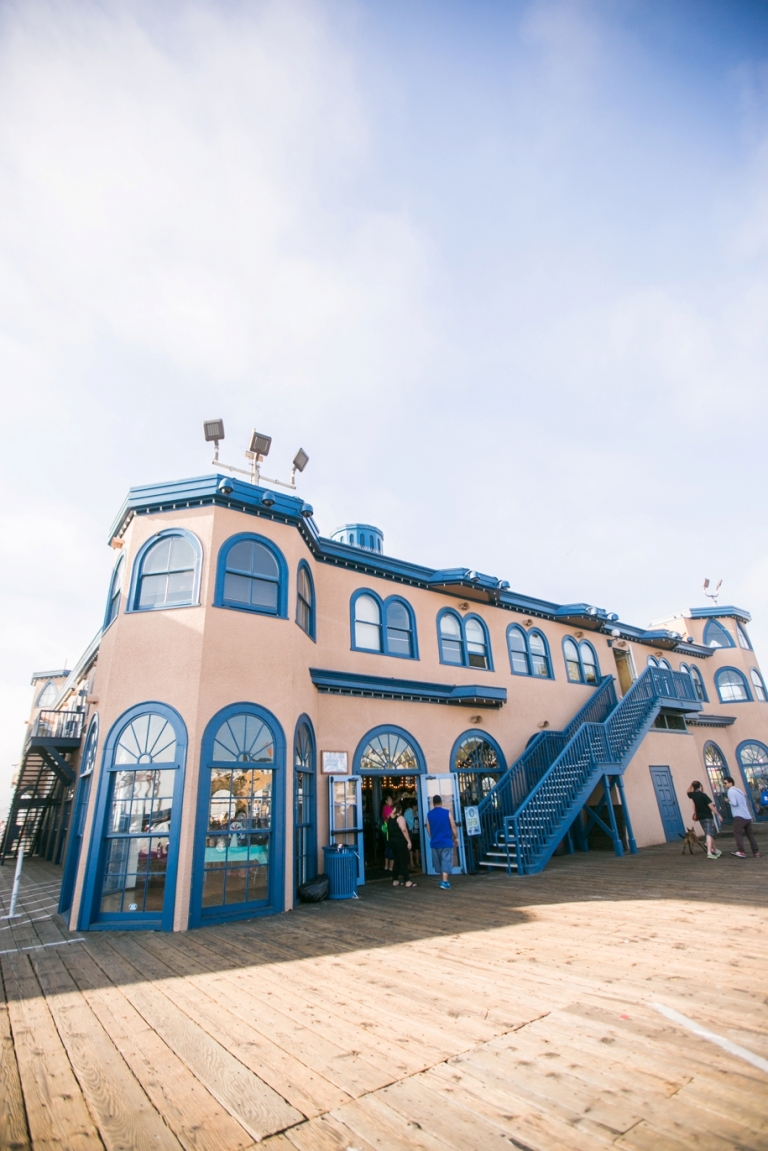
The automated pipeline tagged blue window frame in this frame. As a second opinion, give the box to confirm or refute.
[563,638,600,685]
[507,625,553,678]
[704,619,735,648]
[737,622,752,650]
[437,610,492,671]
[703,741,731,823]
[647,656,658,668]
[191,703,286,926]
[296,561,315,639]
[104,553,125,629]
[450,729,506,793]
[715,667,751,704]
[351,590,418,659]
[750,668,767,702]
[682,663,708,702]
[80,703,187,932]
[736,740,768,820]
[294,717,316,892]
[215,533,288,617]
[129,529,202,612]
[59,714,99,915]
[35,680,57,708]
[353,725,426,774]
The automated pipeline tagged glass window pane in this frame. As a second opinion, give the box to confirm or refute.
[386,628,412,656]
[737,623,752,650]
[386,601,409,630]
[168,537,196,570]
[355,620,381,651]
[440,613,461,638]
[138,573,168,607]
[355,595,380,625]
[223,572,252,604]
[718,671,747,701]
[751,670,767,701]
[248,577,279,610]
[166,570,194,604]
[441,639,463,664]
[142,539,172,574]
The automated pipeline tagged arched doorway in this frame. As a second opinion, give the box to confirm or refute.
[349,726,425,882]
[294,717,317,892]
[191,703,285,926]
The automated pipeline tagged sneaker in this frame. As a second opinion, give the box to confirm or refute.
[730,851,747,858]
[439,881,451,890]
[714,850,722,858]
[754,851,761,859]
[707,852,719,859]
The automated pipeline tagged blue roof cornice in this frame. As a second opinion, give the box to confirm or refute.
[687,606,752,623]
[309,668,507,708]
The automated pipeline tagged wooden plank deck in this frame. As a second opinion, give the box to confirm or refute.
[1,833,767,1150]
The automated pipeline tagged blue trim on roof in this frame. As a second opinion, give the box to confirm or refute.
[688,605,752,622]
[309,668,507,708]
[103,474,731,654]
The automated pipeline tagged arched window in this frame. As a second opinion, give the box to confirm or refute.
[105,554,125,628]
[580,642,598,684]
[85,705,187,930]
[750,669,767,702]
[353,593,382,651]
[195,706,284,922]
[131,530,201,612]
[688,665,707,702]
[507,626,529,675]
[437,611,492,670]
[451,732,505,808]
[36,680,57,708]
[466,618,490,669]
[647,656,658,668]
[704,619,734,648]
[736,742,768,820]
[385,599,415,657]
[357,729,421,774]
[296,562,315,638]
[715,668,751,703]
[658,658,671,671]
[737,622,752,650]
[438,611,464,665]
[507,626,552,678]
[703,742,731,822]
[351,591,418,658]
[294,719,316,891]
[563,638,581,682]
[216,534,286,616]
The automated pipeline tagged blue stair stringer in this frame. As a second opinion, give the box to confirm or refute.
[476,667,701,876]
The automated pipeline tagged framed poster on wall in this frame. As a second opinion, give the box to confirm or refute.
[322,751,348,774]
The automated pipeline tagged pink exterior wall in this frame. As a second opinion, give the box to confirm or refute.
[65,499,768,932]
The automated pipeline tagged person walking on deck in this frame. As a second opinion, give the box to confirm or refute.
[388,802,416,888]
[724,776,760,859]
[426,795,459,890]
[687,781,721,859]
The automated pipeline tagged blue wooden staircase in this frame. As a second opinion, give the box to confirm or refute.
[475,666,701,876]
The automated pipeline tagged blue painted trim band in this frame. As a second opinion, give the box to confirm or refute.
[309,668,507,707]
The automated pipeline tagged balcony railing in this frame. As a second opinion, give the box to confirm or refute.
[31,709,85,742]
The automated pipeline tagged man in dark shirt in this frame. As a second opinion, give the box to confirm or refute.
[687,780,721,859]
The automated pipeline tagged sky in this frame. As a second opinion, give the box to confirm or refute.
[2,0,768,809]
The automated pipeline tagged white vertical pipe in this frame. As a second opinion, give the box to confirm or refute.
[5,843,24,918]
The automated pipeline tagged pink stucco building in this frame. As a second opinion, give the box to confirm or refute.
[4,470,767,932]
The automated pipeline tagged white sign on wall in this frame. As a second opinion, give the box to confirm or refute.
[464,805,481,836]
[322,751,348,774]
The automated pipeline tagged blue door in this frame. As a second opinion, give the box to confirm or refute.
[650,766,684,842]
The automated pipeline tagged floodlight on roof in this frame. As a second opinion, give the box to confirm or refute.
[248,430,272,457]
[293,448,309,473]
[204,419,225,443]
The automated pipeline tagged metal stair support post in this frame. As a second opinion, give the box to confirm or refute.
[614,773,637,854]
[603,775,624,857]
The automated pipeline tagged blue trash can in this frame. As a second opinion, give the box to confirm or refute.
[323,845,359,900]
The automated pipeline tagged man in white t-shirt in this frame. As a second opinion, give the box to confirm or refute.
[724,776,760,859]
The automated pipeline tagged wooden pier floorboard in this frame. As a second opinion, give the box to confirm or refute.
[1,834,767,1150]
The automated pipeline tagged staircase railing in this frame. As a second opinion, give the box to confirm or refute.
[508,667,698,875]
[473,676,618,868]
[31,709,84,742]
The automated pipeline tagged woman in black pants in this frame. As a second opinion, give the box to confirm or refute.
[387,802,417,887]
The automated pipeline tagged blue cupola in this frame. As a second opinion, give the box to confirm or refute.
[331,523,384,553]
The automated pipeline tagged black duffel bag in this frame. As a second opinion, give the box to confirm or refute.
[297,873,330,903]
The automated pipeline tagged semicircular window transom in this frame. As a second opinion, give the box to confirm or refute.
[115,714,177,765]
[212,714,275,764]
[360,731,418,773]
[454,736,500,773]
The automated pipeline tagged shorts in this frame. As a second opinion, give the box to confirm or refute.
[699,817,716,838]
[432,846,453,875]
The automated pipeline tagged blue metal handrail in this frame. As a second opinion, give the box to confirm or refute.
[504,667,697,875]
[474,676,618,868]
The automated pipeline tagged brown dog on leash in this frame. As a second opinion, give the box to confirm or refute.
[679,827,706,855]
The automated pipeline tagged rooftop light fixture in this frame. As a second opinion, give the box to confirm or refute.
[203,420,310,493]
[703,578,722,606]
